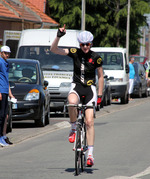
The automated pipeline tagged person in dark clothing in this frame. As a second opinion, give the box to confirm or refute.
[50,25,104,167]
[0,46,15,146]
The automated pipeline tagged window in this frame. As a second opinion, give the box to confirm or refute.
[97,52,123,70]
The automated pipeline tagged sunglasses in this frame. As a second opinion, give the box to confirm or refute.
[80,43,91,47]
[3,52,10,55]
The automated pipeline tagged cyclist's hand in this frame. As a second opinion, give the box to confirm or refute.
[57,24,66,37]
[97,95,102,105]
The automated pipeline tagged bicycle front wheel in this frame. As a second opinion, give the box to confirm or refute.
[75,125,81,175]
[81,123,87,172]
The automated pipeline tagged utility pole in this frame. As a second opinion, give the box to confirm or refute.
[22,0,25,30]
[81,0,85,31]
[126,0,130,61]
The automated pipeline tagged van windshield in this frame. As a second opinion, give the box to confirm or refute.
[17,46,73,71]
[96,52,124,70]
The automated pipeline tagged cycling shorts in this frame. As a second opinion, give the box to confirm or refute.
[68,83,97,106]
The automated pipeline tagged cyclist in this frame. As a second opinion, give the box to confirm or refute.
[50,25,104,167]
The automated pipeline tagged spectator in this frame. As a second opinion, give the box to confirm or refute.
[145,64,150,88]
[3,114,13,145]
[0,46,15,146]
[128,57,135,101]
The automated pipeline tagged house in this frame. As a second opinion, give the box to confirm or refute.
[0,0,59,56]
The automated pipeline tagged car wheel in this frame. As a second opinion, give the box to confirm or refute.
[100,99,104,108]
[45,104,50,125]
[107,93,112,105]
[96,105,100,111]
[104,94,108,106]
[143,87,148,97]
[35,104,46,127]
[138,87,142,98]
[7,108,12,133]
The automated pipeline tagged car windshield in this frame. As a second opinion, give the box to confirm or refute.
[131,56,145,63]
[133,63,145,77]
[96,52,123,70]
[17,46,73,71]
[8,62,37,84]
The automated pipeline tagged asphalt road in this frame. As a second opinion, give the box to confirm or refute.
[0,97,150,179]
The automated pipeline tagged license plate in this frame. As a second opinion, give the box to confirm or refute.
[12,103,17,109]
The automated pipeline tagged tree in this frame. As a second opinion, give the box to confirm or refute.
[48,0,150,54]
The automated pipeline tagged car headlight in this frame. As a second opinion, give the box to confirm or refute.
[24,89,39,100]
[60,82,71,88]
[111,78,123,82]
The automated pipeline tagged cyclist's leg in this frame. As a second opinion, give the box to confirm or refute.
[85,108,95,146]
[85,108,95,166]
[68,83,80,122]
[84,85,97,166]
[68,83,80,143]
[68,93,79,123]
[85,85,96,147]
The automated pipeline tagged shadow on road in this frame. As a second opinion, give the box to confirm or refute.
[65,167,98,175]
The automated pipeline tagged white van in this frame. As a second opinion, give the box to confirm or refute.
[16,29,81,112]
[92,47,129,104]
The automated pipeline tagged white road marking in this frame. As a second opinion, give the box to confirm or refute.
[106,166,150,179]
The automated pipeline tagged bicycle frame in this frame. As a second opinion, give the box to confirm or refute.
[73,104,86,151]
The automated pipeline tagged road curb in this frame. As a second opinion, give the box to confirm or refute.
[0,121,71,148]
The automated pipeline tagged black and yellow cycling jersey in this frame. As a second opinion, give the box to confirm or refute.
[68,48,103,86]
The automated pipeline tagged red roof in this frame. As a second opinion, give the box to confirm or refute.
[0,0,58,26]
[0,1,19,19]
[29,0,46,13]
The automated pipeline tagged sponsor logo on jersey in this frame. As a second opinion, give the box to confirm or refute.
[70,48,77,53]
[97,57,102,64]
[87,80,93,86]
[88,58,94,64]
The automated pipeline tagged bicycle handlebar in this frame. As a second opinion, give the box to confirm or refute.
[66,103,95,108]
[64,102,96,118]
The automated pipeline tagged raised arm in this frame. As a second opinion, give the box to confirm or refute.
[50,24,69,56]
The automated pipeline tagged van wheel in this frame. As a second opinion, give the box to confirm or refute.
[35,105,45,127]
[121,92,128,104]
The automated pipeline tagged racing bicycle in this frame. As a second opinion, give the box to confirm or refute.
[65,96,96,175]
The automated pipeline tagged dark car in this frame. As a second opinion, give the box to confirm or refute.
[132,62,148,98]
[8,59,50,127]
[129,55,148,65]
[7,99,12,133]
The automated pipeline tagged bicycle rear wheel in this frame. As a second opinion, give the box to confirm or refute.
[75,125,81,175]
[81,123,87,172]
